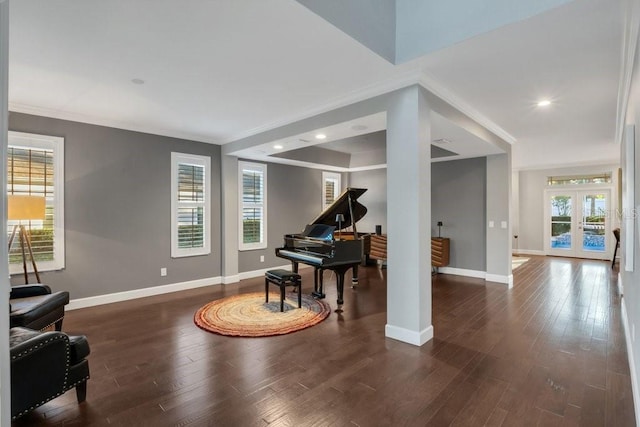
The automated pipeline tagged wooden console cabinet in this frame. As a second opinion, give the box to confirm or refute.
[431,237,450,267]
[362,234,450,268]
[369,234,387,261]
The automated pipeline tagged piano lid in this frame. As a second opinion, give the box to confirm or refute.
[309,187,367,230]
[299,223,335,242]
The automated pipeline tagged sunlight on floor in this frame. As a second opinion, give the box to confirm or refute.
[512,256,530,270]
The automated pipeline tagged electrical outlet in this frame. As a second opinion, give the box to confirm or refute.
[260,255,265,263]
[160,267,167,277]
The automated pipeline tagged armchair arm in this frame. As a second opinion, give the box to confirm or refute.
[10,328,69,418]
[10,284,52,299]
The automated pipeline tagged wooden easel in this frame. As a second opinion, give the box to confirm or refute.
[8,224,41,284]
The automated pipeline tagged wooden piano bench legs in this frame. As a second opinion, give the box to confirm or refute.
[265,269,302,312]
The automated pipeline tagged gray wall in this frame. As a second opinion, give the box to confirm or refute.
[348,167,387,233]
[432,158,487,271]
[349,157,487,271]
[8,113,222,299]
[516,163,619,253]
[238,162,326,272]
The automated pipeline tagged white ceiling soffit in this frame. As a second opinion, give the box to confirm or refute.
[232,111,503,170]
[228,112,387,159]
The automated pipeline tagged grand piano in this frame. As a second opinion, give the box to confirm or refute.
[275,187,367,311]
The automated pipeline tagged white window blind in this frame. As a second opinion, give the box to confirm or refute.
[7,131,65,272]
[322,171,341,209]
[171,153,211,258]
[239,161,267,250]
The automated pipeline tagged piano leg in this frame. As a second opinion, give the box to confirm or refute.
[312,267,326,299]
[351,264,358,288]
[334,265,353,312]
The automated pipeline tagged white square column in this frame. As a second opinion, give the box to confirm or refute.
[385,86,433,346]
[486,153,513,287]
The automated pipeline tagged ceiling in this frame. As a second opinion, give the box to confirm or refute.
[8,0,624,170]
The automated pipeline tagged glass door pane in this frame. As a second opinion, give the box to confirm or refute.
[550,195,572,250]
[581,193,606,253]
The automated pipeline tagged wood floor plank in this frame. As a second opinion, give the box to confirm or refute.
[10,256,636,426]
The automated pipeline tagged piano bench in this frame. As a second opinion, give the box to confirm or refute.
[265,269,302,312]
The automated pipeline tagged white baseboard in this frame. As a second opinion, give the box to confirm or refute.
[438,267,512,288]
[486,273,513,288]
[238,263,294,280]
[222,274,240,284]
[513,249,545,256]
[385,323,434,346]
[67,263,315,311]
[619,272,624,296]
[438,266,486,279]
[621,298,640,427]
[67,276,222,310]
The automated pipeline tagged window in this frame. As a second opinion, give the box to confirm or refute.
[239,161,267,250]
[7,131,65,272]
[548,173,612,186]
[322,171,341,209]
[171,153,211,258]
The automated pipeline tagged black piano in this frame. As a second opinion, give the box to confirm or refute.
[275,187,367,311]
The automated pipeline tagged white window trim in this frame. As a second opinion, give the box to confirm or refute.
[322,171,341,210]
[8,131,65,273]
[239,161,267,251]
[171,152,211,258]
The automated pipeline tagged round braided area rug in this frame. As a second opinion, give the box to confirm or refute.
[194,291,331,337]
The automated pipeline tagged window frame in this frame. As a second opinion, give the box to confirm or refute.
[171,152,211,258]
[7,131,65,273]
[238,160,267,251]
[322,171,341,210]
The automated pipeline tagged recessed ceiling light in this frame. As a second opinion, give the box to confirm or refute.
[131,78,145,85]
[537,99,551,107]
[315,133,327,140]
[273,144,283,150]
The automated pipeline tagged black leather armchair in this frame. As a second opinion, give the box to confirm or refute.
[10,284,69,331]
[10,327,90,420]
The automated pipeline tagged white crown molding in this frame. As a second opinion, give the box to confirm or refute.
[512,158,620,172]
[11,67,515,156]
[224,69,515,148]
[347,163,388,172]
[221,68,425,144]
[9,102,220,145]
[615,0,640,146]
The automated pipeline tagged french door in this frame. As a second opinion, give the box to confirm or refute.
[544,189,611,260]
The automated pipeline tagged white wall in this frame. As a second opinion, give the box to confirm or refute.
[515,163,620,254]
[621,3,640,422]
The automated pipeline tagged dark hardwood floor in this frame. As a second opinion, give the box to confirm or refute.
[12,256,636,426]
